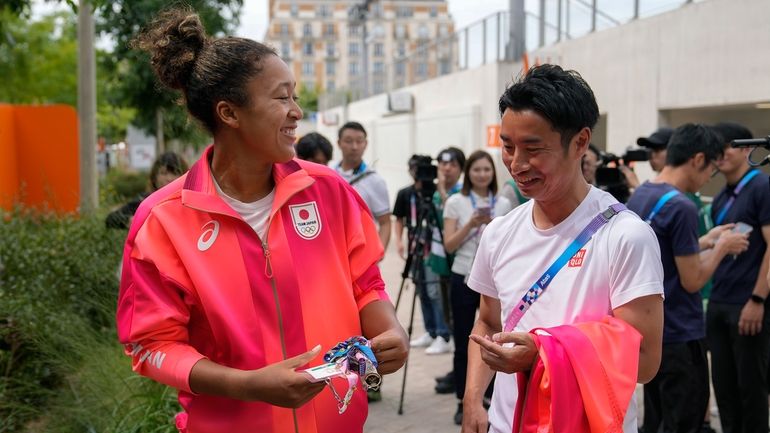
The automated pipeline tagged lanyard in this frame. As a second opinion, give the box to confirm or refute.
[469,190,497,216]
[409,193,417,228]
[336,161,367,175]
[715,169,760,225]
[645,189,680,223]
[503,203,626,332]
[323,336,380,414]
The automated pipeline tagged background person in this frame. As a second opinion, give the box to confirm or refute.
[626,123,748,433]
[462,64,664,433]
[707,121,770,433]
[334,121,391,250]
[295,131,333,165]
[105,151,188,229]
[116,9,407,433]
[442,150,512,425]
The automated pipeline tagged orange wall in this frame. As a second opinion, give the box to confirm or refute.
[0,104,79,213]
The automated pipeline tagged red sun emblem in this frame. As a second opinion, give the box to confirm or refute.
[299,209,310,220]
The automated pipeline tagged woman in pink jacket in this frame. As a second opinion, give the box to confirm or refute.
[117,8,408,433]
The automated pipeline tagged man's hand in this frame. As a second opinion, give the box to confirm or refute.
[739,301,764,336]
[469,332,537,374]
[618,165,640,189]
[715,230,750,256]
[369,328,408,375]
[461,401,489,433]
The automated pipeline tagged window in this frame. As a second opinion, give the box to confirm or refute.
[430,6,438,18]
[281,42,291,58]
[326,43,336,57]
[280,23,290,36]
[348,42,360,56]
[397,42,406,57]
[371,3,383,18]
[439,24,449,38]
[290,4,298,17]
[373,43,384,57]
[326,61,336,75]
[326,80,336,92]
[303,42,313,56]
[349,62,359,76]
[395,62,406,76]
[317,5,331,18]
[418,24,429,40]
[417,62,428,77]
[395,23,406,39]
[302,62,314,76]
[303,23,312,37]
[348,25,360,36]
[324,23,335,37]
[373,61,384,74]
[396,6,412,18]
[303,81,315,92]
[439,60,451,75]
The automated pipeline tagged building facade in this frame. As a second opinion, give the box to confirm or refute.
[264,0,454,97]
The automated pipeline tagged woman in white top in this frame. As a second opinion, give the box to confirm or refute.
[442,150,512,424]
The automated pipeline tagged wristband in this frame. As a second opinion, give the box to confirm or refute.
[750,294,765,304]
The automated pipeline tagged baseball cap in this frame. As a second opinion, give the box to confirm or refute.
[637,127,674,150]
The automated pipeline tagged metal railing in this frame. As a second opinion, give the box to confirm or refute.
[319,0,709,110]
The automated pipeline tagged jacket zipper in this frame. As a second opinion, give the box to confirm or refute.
[262,233,301,433]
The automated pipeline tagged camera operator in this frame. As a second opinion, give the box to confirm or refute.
[586,144,645,203]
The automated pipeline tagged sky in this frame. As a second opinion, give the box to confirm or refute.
[235,0,511,41]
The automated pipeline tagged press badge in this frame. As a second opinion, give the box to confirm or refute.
[303,362,346,382]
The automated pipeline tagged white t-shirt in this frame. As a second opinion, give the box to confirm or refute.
[333,162,390,218]
[467,187,663,433]
[443,191,512,276]
[212,174,275,241]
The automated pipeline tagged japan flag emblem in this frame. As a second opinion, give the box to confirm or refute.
[290,202,322,240]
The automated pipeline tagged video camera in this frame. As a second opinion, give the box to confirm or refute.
[412,155,438,199]
[595,148,649,187]
[731,135,770,167]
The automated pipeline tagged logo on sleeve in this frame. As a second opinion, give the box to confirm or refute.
[289,202,322,240]
[197,220,220,252]
[569,249,586,268]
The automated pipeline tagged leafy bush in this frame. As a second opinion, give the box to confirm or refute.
[100,169,148,207]
[0,208,178,432]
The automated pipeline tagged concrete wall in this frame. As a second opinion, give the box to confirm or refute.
[317,0,770,203]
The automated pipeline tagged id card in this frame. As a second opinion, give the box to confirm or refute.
[303,362,346,382]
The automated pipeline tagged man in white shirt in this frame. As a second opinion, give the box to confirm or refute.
[462,64,664,433]
[334,121,391,250]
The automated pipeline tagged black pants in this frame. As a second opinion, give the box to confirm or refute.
[642,339,709,433]
[706,301,770,433]
[450,272,480,401]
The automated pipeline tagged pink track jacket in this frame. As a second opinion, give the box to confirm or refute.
[117,146,388,433]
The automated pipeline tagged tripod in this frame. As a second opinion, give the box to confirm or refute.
[394,189,447,415]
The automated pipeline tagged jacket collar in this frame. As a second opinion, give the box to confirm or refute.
[182,145,315,220]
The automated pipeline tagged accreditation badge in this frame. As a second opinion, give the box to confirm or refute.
[289,201,322,240]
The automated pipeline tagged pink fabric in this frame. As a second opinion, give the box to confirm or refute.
[512,316,641,433]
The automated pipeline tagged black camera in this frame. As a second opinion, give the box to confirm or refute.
[595,149,649,187]
[412,155,437,198]
[732,136,770,168]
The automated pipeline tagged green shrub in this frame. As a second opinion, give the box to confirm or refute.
[100,169,148,207]
[0,208,179,432]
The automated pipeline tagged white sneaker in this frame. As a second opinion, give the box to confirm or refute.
[425,337,453,355]
[410,333,435,348]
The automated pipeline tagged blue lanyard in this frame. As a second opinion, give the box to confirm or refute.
[336,161,367,175]
[645,189,680,223]
[715,169,760,225]
[503,203,626,332]
[469,191,496,216]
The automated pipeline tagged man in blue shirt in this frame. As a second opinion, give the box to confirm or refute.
[707,122,770,433]
[627,124,749,433]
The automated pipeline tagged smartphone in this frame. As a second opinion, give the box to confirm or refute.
[476,206,492,217]
[733,222,754,235]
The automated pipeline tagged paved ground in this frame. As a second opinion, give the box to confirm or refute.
[363,243,725,433]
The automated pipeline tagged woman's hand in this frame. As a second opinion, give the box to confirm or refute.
[370,328,408,375]
[243,346,327,407]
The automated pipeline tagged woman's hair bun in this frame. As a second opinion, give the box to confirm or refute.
[132,8,208,90]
